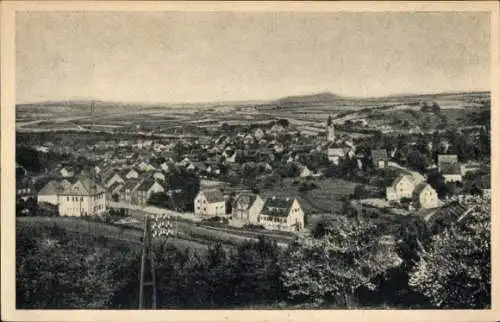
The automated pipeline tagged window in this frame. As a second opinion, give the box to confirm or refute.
[81,197,84,201]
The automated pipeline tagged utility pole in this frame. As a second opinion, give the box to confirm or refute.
[138,213,173,309]
[139,216,157,309]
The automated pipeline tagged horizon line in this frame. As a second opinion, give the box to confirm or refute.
[15,88,491,106]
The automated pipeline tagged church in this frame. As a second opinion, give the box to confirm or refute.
[323,115,356,165]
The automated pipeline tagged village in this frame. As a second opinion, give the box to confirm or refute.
[16,100,491,241]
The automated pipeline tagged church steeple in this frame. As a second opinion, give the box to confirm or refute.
[327,115,335,142]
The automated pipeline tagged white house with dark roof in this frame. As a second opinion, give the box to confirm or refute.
[133,179,165,205]
[59,166,74,178]
[299,166,313,178]
[386,174,416,201]
[437,154,458,172]
[371,149,388,168]
[38,176,107,216]
[194,190,226,217]
[326,142,351,165]
[122,168,140,180]
[412,183,439,209]
[258,197,304,232]
[232,193,265,224]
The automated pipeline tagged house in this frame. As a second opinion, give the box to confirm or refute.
[186,163,197,172]
[180,157,192,167]
[299,166,313,178]
[107,181,125,202]
[194,190,226,217]
[474,174,491,199]
[223,150,237,163]
[437,154,458,172]
[258,197,304,232]
[254,128,265,140]
[121,168,140,180]
[386,174,416,201]
[268,124,285,136]
[371,149,388,169]
[59,167,74,178]
[104,172,125,188]
[123,179,141,203]
[412,183,439,209]
[232,193,265,224]
[160,161,174,173]
[152,171,166,181]
[460,162,482,176]
[38,176,107,216]
[326,142,351,165]
[243,134,255,145]
[441,162,462,183]
[133,179,165,206]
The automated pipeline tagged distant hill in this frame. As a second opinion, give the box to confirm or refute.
[275,92,347,106]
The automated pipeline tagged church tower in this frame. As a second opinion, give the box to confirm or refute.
[327,115,335,142]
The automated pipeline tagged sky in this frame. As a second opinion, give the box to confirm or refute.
[16,11,491,104]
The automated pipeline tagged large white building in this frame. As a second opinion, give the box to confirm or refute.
[194,190,226,217]
[37,176,107,216]
[258,197,304,232]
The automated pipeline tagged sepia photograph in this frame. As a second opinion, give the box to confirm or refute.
[2,1,499,321]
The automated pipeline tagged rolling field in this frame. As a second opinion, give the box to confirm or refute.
[17,216,210,252]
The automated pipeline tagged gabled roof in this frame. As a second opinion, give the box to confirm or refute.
[412,182,433,197]
[136,178,161,192]
[233,193,259,210]
[392,174,413,187]
[326,141,351,149]
[200,189,225,203]
[260,197,296,217]
[120,168,138,177]
[124,179,141,191]
[104,171,123,183]
[38,179,72,195]
[371,149,388,161]
[108,181,125,193]
[67,176,106,195]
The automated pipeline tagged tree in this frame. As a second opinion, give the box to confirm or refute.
[406,150,428,173]
[16,146,42,173]
[427,171,450,199]
[280,216,402,307]
[147,192,170,208]
[409,202,490,308]
[229,237,285,305]
[166,167,200,211]
[277,118,290,128]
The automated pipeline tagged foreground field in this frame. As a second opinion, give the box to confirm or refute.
[17,216,210,252]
